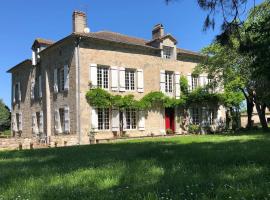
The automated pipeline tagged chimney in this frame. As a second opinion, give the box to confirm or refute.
[72,11,89,33]
[152,24,164,40]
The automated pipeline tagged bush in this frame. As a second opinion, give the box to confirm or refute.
[166,128,174,135]
[0,100,10,132]
[188,124,201,134]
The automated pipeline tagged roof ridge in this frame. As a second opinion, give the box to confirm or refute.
[95,30,148,42]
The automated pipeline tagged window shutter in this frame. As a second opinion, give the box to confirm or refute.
[12,84,15,103]
[64,106,70,133]
[123,110,127,131]
[199,75,206,87]
[160,70,166,93]
[90,64,97,88]
[39,111,44,133]
[175,72,180,99]
[18,82,21,101]
[137,69,144,93]
[31,78,35,99]
[91,107,98,131]
[217,106,223,123]
[64,65,69,91]
[32,50,37,66]
[12,113,17,132]
[111,66,119,91]
[111,108,120,131]
[187,73,192,92]
[32,113,38,134]
[138,110,145,131]
[18,112,22,131]
[54,109,61,133]
[54,68,58,93]
[119,67,126,92]
[39,75,42,98]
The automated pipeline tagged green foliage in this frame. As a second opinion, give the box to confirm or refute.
[180,75,188,96]
[85,88,112,108]
[0,100,10,132]
[187,87,222,106]
[188,124,201,134]
[166,128,174,135]
[86,88,222,111]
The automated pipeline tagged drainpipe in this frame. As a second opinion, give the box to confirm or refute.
[75,37,82,144]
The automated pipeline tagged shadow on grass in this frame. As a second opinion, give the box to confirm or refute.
[0,133,270,199]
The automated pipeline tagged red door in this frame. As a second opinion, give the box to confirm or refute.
[165,108,175,132]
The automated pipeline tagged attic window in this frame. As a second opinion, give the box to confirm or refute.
[163,46,174,59]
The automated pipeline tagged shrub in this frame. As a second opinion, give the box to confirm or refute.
[188,124,201,134]
[166,128,174,135]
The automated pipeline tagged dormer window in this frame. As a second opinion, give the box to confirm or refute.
[163,46,174,59]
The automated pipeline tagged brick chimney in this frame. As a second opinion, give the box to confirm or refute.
[72,11,88,33]
[152,24,164,40]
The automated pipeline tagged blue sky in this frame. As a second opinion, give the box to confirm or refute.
[0,0,262,107]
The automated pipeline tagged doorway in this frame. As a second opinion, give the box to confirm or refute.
[165,108,175,132]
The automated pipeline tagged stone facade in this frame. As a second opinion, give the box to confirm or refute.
[5,11,226,149]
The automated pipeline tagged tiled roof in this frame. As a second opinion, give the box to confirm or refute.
[35,38,54,45]
[74,31,157,49]
[7,59,31,73]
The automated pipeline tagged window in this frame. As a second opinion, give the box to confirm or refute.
[209,109,215,125]
[191,108,200,125]
[126,108,137,129]
[15,83,19,102]
[192,76,199,90]
[165,72,173,93]
[59,108,65,131]
[16,113,20,131]
[97,66,109,89]
[58,67,65,92]
[98,108,110,130]
[36,112,40,130]
[125,69,135,91]
[163,46,173,59]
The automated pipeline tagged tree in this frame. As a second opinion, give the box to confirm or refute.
[240,0,270,130]
[0,100,11,132]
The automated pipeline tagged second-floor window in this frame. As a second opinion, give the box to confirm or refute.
[58,67,65,92]
[125,69,135,91]
[165,72,173,93]
[15,83,20,102]
[97,66,109,89]
[98,108,110,130]
[192,76,199,90]
[126,108,136,129]
[163,46,174,59]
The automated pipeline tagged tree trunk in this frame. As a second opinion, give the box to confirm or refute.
[246,98,254,129]
[255,103,268,131]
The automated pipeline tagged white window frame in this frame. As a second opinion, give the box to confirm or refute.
[163,46,173,59]
[191,108,200,125]
[97,66,109,89]
[192,76,199,90]
[97,108,110,131]
[165,71,174,93]
[125,108,137,130]
[125,69,136,91]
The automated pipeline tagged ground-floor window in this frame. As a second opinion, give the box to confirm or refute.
[191,108,200,125]
[98,108,110,130]
[209,109,216,125]
[126,108,137,129]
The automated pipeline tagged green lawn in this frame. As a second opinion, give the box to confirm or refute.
[1,131,270,200]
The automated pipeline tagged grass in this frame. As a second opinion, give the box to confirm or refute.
[1,131,270,200]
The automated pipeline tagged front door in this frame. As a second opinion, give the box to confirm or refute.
[165,108,175,132]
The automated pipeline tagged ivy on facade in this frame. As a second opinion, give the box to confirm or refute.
[86,76,224,110]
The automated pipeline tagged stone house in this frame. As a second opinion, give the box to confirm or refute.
[7,11,225,146]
